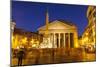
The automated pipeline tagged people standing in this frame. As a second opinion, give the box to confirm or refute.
[17,48,25,66]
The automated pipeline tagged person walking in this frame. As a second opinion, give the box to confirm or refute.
[17,48,25,66]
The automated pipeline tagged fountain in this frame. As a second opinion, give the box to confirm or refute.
[39,10,53,48]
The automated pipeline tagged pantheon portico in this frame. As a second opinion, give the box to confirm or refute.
[38,20,78,48]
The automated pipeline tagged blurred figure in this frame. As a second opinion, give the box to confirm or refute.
[17,48,25,66]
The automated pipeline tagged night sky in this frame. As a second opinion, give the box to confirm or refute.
[12,1,88,36]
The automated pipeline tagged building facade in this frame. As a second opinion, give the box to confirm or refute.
[12,28,41,49]
[81,6,96,48]
[38,20,79,48]
[11,11,79,49]
[11,21,16,33]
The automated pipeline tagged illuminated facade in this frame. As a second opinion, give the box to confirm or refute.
[81,6,96,47]
[38,11,78,48]
[38,20,79,48]
[12,28,41,49]
[12,11,79,49]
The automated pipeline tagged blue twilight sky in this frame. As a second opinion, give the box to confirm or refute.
[12,1,89,36]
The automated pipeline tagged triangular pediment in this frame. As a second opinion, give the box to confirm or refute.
[38,20,76,30]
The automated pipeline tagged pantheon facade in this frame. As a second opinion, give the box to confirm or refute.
[38,20,79,48]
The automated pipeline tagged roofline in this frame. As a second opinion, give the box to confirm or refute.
[38,19,77,31]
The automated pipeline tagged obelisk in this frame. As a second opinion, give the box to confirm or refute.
[45,10,49,38]
[39,10,52,48]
